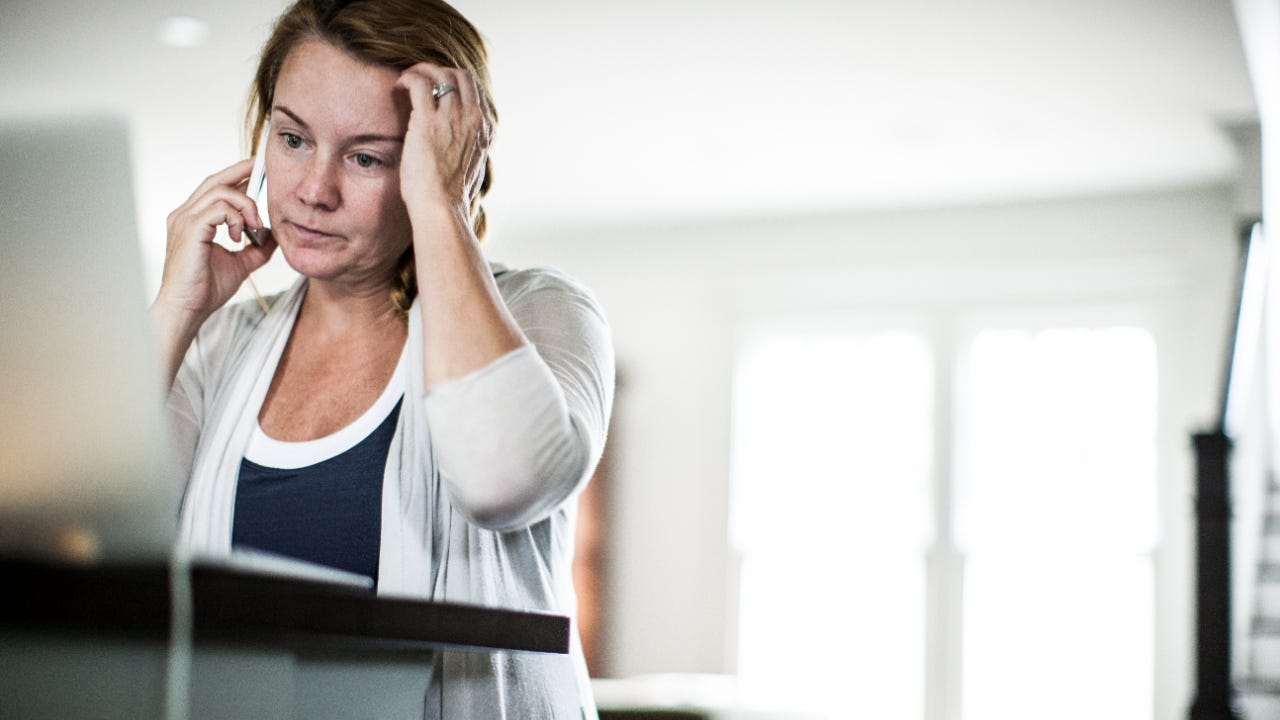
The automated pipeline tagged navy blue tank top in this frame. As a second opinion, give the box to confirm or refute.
[231,397,403,583]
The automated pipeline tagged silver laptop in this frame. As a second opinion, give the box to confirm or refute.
[0,115,372,587]
[0,114,179,563]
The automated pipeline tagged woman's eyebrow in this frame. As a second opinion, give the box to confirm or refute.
[272,105,403,145]
[350,132,403,145]
[272,105,310,130]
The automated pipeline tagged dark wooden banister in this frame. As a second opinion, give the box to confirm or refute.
[1189,219,1264,720]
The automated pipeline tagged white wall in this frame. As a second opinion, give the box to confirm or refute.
[492,184,1243,714]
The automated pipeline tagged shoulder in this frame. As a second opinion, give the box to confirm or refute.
[491,263,606,319]
[189,289,291,372]
[488,264,614,387]
[202,291,284,339]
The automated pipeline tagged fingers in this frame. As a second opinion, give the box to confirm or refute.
[448,68,476,113]
[170,157,266,247]
[398,63,492,173]
[231,229,278,274]
[397,66,439,117]
[158,156,275,319]
[451,70,494,148]
[456,71,495,153]
[474,77,495,147]
[181,157,255,210]
[398,64,488,135]
[203,186,264,236]
[211,199,247,244]
[397,63,493,209]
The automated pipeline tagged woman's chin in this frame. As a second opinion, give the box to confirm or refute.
[278,244,345,281]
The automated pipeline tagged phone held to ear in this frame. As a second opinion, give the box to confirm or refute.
[243,126,272,247]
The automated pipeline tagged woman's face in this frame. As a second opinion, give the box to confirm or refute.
[266,39,412,289]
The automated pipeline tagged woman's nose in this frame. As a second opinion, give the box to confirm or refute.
[297,157,339,210]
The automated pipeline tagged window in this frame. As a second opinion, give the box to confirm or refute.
[732,326,933,717]
[732,318,1158,719]
[958,326,1157,720]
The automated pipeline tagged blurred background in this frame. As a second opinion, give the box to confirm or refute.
[3,1,1278,718]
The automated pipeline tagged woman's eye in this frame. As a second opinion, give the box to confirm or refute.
[282,133,302,149]
[354,153,380,169]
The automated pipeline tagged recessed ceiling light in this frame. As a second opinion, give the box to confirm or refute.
[156,16,210,48]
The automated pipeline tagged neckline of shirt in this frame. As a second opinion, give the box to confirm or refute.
[245,341,408,470]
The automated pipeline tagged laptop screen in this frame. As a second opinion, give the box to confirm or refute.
[0,114,179,562]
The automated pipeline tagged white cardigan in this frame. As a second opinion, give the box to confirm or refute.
[167,264,614,718]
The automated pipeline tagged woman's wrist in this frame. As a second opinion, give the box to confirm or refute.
[149,298,208,388]
[407,194,472,239]
[151,291,212,332]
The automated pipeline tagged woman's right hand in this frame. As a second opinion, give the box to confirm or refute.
[152,158,277,389]
[155,158,276,324]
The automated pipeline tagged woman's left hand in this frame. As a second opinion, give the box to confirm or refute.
[396,63,494,223]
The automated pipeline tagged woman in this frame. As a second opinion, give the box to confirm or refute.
[151,0,613,716]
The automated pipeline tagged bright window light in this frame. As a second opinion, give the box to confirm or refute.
[958,326,1157,720]
[732,327,933,718]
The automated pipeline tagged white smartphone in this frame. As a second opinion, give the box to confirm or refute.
[244,126,272,246]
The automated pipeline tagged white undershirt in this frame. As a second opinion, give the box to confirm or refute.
[243,342,408,470]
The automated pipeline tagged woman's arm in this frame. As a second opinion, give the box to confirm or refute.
[424,271,615,530]
[396,64,525,387]
[395,66,615,529]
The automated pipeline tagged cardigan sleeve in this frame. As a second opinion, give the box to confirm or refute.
[165,325,213,490]
[423,268,615,531]
[163,296,272,492]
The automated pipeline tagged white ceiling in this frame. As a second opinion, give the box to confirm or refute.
[0,0,1257,243]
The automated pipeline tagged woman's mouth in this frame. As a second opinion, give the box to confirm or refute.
[287,221,338,241]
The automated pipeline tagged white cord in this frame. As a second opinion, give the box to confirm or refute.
[246,272,271,316]
[165,548,194,720]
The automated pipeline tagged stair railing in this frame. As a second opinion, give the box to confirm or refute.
[1190,219,1266,720]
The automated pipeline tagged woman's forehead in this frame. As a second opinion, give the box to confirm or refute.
[274,39,408,136]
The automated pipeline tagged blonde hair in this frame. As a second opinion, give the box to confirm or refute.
[246,0,497,318]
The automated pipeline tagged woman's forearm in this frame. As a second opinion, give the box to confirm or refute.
[410,203,527,387]
[419,264,616,531]
[150,300,208,392]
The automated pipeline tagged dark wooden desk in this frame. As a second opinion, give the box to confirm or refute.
[0,558,570,719]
